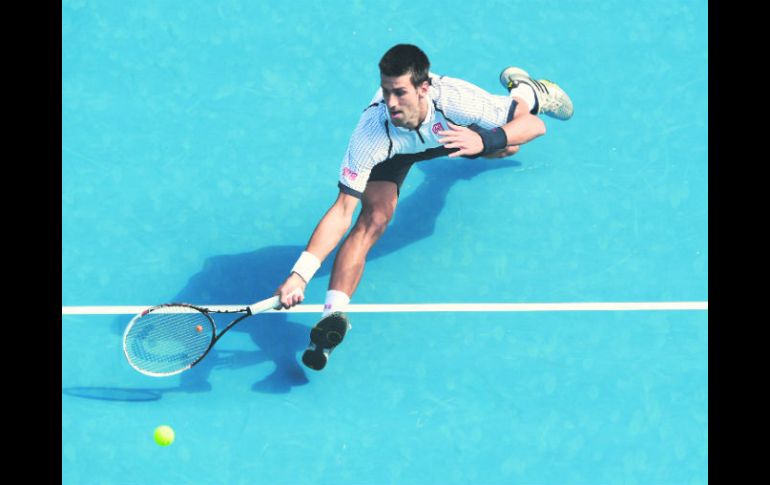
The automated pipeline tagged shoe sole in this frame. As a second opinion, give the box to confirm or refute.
[302,312,349,371]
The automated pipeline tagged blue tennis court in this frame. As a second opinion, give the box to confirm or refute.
[62,1,708,484]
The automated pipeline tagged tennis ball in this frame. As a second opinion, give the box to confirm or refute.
[153,425,175,446]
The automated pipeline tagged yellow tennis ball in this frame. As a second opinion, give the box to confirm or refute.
[153,425,175,446]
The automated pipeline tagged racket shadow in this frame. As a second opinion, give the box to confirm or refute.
[109,157,521,393]
[62,386,170,402]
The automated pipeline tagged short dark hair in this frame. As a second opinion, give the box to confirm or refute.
[378,44,430,88]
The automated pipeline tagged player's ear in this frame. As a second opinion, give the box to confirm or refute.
[418,79,430,96]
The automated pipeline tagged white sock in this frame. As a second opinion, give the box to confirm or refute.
[509,82,537,114]
[323,290,350,317]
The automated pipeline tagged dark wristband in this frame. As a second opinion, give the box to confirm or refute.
[463,126,508,159]
[478,127,508,154]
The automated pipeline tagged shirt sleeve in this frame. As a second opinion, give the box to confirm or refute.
[338,105,391,198]
[434,76,517,130]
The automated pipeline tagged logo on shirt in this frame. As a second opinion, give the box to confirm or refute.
[343,167,358,180]
[432,122,444,134]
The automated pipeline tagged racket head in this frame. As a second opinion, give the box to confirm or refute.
[123,303,216,377]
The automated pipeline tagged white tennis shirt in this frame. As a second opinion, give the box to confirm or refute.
[338,73,517,197]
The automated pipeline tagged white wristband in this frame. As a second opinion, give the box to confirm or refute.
[291,251,321,283]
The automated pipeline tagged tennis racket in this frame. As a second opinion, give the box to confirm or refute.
[123,295,282,377]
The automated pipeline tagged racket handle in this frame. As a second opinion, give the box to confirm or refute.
[247,296,282,314]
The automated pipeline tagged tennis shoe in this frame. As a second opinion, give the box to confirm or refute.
[499,66,573,120]
[302,311,350,371]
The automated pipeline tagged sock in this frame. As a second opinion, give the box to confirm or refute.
[323,290,350,317]
[509,82,538,115]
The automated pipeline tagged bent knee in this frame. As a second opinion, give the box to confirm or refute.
[357,206,393,236]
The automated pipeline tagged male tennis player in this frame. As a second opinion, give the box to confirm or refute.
[275,44,573,370]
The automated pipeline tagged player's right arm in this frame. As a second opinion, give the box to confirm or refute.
[306,191,360,260]
[275,102,389,309]
[275,191,360,309]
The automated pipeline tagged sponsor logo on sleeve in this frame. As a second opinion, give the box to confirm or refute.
[343,167,358,180]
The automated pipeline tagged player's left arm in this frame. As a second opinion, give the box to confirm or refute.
[438,104,545,158]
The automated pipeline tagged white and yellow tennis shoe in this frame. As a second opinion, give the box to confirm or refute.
[499,66,574,120]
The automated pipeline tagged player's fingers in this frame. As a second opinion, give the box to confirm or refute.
[445,133,473,145]
[288,287,304,307]
[275,289,290,309]
[277,288,296,309]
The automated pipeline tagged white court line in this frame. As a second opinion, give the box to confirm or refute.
[61,301,708,315]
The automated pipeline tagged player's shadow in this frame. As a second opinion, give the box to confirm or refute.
[89,157,520,400]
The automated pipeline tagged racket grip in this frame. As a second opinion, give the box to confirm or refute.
[248,296,282,314]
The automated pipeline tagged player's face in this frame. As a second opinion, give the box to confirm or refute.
[381,73,429,130]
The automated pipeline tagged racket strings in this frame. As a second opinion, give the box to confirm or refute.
[124,307,214,376]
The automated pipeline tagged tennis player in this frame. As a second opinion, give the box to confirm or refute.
[275,44,573,370]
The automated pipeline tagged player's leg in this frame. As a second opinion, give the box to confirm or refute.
[302,181,399,370]
[499,66,574,120]
[328,180,399,299]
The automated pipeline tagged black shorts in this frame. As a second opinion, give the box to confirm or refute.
[368,146,454,195]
